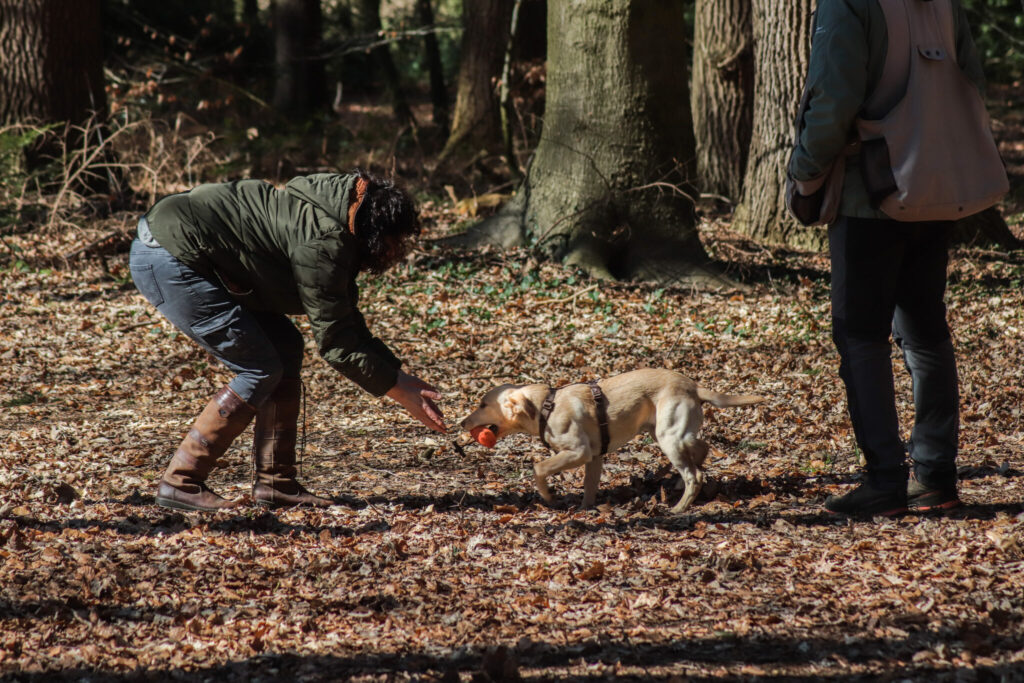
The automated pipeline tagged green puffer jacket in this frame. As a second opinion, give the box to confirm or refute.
[788,0,984,219]
[145,173,401,396]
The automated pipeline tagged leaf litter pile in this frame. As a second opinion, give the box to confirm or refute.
[1,217,1023,682]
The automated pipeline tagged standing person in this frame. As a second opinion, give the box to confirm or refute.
[129,171,447,512]
[788,0,1001,516]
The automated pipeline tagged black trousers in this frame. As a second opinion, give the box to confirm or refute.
[829,216,959,491]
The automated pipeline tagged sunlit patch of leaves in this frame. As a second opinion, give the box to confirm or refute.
[2,217,1023,680]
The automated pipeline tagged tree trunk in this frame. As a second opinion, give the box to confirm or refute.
[733,0,825,251]
[450,0,716,285]
[273,0,326,115]
[690,0,753,202]
[416,0,448,130]
[0,0,112,195]
[0,0,106,125]
[356,0,414,127]
[438,0,514,163]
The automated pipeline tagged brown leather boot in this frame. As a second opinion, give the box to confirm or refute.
[252,378,333,508]
[156,387,256,512]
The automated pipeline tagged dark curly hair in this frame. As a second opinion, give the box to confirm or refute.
[352,170,420,273]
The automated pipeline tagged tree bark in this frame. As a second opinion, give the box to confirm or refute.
[273,0,326,115]
[732,0,825,251]
[690,0,753,202]
[449,0,716,285]
[0,0,106,125]
[416,0,448,130]
[438,0,514,163]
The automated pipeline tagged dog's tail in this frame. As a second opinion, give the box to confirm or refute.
[696,387,765,408]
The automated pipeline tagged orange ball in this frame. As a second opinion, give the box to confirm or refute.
[470,426,497,448]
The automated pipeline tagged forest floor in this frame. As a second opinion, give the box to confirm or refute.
[1,90,1024,681]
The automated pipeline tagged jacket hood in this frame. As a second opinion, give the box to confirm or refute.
[284,173,357,225]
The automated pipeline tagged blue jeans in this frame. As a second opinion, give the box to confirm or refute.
[829,216,959,491]
[129,237,304,407]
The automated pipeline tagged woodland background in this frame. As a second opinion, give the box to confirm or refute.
[1,0,1024,680]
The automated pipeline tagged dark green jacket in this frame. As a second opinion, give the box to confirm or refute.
[145,173,400,396]
[788,0,984,219]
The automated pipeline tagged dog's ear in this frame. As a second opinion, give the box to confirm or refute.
[501,390,537,422]
[499,392,520,422]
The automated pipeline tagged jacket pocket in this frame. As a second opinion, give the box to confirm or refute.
[215,270,254,297]
[785,178,827,227]
[860,137,898,208]
[214,269,266,310]
[130,264,165,308]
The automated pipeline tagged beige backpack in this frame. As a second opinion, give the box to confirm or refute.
[858,0,1009,221]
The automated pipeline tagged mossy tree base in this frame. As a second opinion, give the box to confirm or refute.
[443,0,723,288]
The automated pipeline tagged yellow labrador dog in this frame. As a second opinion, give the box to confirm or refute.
[460,369,764,513]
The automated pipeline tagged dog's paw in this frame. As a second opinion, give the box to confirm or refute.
[534,478,556,504]
[667,503,692,515]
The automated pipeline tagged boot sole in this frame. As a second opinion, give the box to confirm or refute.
[255,498,332,509]
[826,505,907,518]
[909,499,961,512]
[156,496,230,513]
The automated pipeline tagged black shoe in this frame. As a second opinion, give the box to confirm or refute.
[907,479,960,512]
[824,482,907,518]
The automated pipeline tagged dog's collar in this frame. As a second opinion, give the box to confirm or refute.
[537,380,610,455]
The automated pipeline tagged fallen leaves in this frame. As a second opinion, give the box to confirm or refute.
[1,221,1023,680]
[576,561,605,581]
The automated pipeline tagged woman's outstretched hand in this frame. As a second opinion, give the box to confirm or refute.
[385,370,447,433]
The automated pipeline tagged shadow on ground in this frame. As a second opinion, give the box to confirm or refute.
[3,622,1022,682]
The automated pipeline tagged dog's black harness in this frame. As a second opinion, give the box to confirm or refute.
[538,380,610,455]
